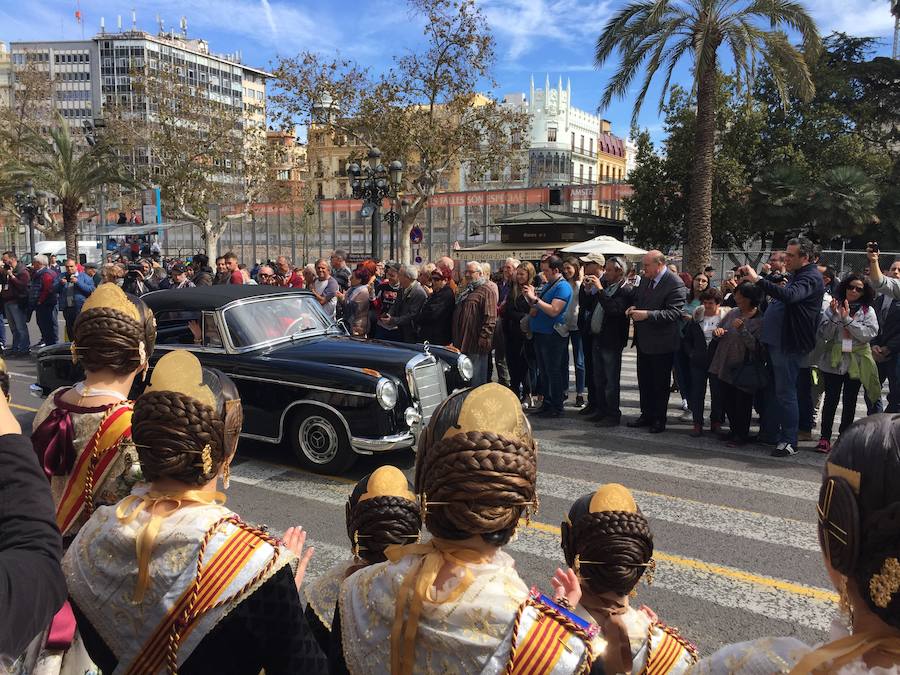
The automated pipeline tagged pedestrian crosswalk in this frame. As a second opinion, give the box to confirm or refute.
[221,342,862,656]
[229,412,836,655]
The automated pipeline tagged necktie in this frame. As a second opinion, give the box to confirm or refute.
[649,278,657,291]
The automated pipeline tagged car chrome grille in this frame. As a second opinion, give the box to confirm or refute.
[409,357,447,421]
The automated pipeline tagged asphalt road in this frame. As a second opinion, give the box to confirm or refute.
[8,321,841,656]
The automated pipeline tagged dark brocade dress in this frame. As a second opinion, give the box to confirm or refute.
[72,567,328,674]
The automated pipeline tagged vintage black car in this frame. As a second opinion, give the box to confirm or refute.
[36,285,474,473]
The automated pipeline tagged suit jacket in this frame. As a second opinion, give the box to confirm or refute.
[631,270,686,354]
[388,282,428,343]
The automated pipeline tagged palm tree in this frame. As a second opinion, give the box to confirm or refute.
[809,166,879,239]
[595,0,820,272]
[11,114,140,260]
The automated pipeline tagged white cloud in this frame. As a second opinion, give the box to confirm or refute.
[480,0,613,62]
[260,0,279,40]
[808,0,895,38]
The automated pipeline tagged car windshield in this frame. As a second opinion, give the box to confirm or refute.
[223,295,333,348]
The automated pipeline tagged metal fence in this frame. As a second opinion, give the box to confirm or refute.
[705,249,883,281]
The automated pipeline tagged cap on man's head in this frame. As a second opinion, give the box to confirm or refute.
[84,262,98,270]
[171,263,187,275]
[579,253,606,266]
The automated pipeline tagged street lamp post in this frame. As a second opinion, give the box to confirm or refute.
[347,149,403,260]
[83,117,107,228]
[13,180,40,259]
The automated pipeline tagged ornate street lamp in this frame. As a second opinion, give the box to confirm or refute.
[347,148,403,259]
[13,180,43,259]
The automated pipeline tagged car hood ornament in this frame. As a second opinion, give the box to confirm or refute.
[423,341,431,357]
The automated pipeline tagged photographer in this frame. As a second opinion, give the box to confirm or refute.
[121,259,157,297]
[56,258,94,340]
[0,252,28,355]
[738,237,824,458]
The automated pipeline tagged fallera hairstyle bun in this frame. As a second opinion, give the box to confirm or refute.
[819,414,900,628]
[414,383,537,547]
[561,484,654,596]
[345,466,422,564]
[72,285,156,375]
[133,352,242,486]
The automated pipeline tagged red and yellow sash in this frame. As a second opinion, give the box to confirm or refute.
[123,524,268,675]
[506,592,595,675]
[55,403,133,535]
[642,623,699,675]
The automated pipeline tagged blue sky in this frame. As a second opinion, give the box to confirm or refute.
[2,0,897,141]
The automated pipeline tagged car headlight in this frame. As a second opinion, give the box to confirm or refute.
[457,354,474,382]
[376,377,398,410]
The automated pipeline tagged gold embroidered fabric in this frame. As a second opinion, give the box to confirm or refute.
[35,388,140,539]
[339,546,528,675]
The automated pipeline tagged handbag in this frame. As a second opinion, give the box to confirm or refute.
[727,348,769,394]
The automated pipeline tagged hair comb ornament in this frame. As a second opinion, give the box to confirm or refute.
[145,350,217,410]
[80,282,141,320]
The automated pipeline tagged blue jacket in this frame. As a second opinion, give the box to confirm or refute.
[757,262,824,354]
[56,271,94,312]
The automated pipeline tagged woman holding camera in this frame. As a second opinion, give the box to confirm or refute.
[815,274,880,453]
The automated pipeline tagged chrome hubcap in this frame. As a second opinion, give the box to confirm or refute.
[298,415,339,464]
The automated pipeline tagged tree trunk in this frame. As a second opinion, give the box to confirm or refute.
[399,198,429,265]
[63,200,79,262]
[204,219,219,262]
[684,56,717,275]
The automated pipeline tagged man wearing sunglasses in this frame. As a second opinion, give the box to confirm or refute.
[739,237,825,458]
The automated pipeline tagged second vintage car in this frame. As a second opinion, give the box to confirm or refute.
[36,285,473,473]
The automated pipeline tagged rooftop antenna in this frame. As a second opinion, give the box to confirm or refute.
[131,9,137,30]
[117,15,122,31]
[156,14,164,32]
[100,16,105,35]
[180,16,187,37]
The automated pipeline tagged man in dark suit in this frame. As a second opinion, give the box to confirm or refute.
[626,250,686,433]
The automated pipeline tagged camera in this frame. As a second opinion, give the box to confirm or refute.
[868,241,880,253]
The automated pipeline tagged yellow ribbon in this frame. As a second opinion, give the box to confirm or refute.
[790,630,900,674]
[384,539,495,675]
[116,490,226,603]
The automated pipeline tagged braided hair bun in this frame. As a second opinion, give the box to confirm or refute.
[821,414,900,628]
[133,351,242,486]
[345,466,421,564]
[415,383,537,546]
[72,284,156,375]
[561,484,654,596]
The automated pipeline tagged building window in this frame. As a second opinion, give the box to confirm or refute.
[277,170,290,181]
[547,127,557,142]
[588,166,593,183]
[571,132,575,149]
[580,135,584,153]
[579,164,584,182]
[589,138,593,155]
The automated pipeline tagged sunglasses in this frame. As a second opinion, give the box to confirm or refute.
[259,273,272,278]
[848,285,864,292]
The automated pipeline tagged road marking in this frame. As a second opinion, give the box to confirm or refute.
[10,402,38,413]
[537,439,819,501]
[228,459,838,624]
[536,472,820,551]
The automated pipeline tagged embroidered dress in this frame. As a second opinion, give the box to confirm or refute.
[33,386,139,539]
[690,622,900,674]
[304,560,355,652]
[338,548,529,674]
[62,487,326,674]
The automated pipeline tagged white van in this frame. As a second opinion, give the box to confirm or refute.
[22,240,102,266]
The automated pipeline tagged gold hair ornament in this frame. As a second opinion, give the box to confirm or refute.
[200,444,213,475]
[146,350,216,409]
[222,463,230,490]
[80,283,141,321]
[870,557,900,609]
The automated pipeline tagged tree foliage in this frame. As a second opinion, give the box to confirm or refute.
[628,32,900,254]
[7,115,140,259]
[595,0,821,274]
[272,0,529,262]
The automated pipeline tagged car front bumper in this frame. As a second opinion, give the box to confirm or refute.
[351,432,416,454]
